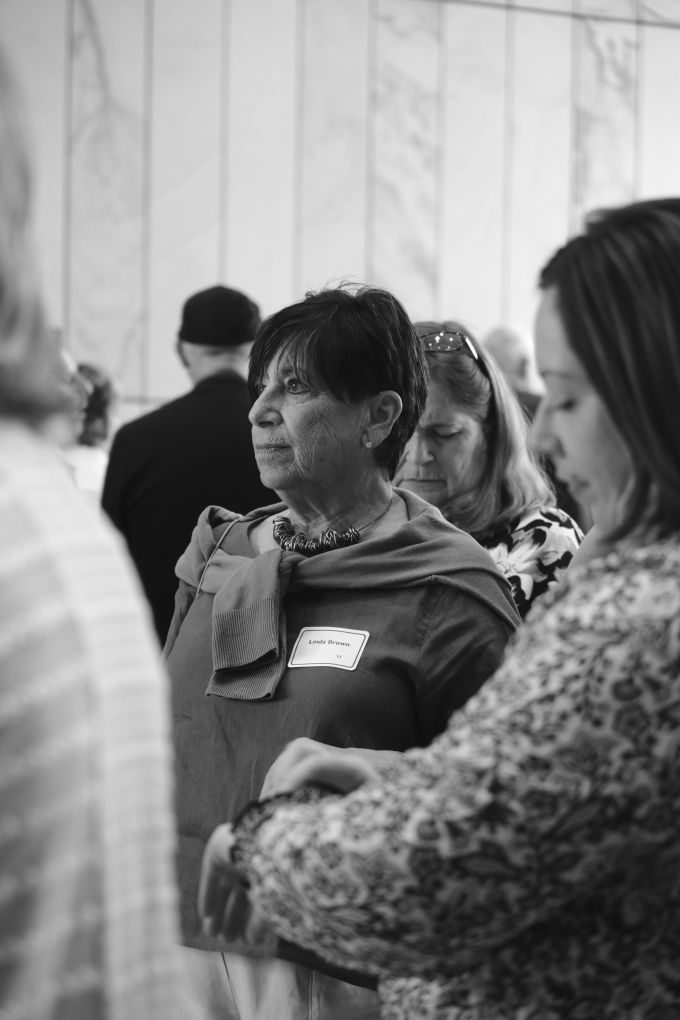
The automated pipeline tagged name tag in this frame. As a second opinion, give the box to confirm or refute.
[288,627,369,671]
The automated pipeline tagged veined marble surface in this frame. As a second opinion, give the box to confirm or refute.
[68,0,146,395]
[575,0,637,18]
[640,0,680,23]
[371,0,440,320]
[221,0,298,319]
[298,0,371,295]
[439,0,507,333]
[1,0,679,402]
[572,15,637,228]
[147,0,223,399]
[505,8,572,334]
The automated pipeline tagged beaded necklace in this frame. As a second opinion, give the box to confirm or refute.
[272,495,394,557]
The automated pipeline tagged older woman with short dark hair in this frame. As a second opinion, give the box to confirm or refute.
[164,284,520,1020]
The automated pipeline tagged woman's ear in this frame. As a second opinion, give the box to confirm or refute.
[363,390,403,448]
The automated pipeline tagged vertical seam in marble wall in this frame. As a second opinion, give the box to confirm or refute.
[292,0,305,300]
[435,0,445,315]
[63,0,75,335]
[366,0,378,285]
[501,1,514,323]
[218,0,231,281]
[141,0,153,400]
[632,7,642,196]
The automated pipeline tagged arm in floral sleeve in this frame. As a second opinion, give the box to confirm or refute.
[225,554,679,981]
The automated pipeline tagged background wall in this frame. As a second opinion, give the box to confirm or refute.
[2,0,679,414]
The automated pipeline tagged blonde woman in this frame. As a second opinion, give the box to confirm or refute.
[397,322,582,616]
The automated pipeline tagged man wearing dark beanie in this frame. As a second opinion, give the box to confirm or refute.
[102,285,275,644]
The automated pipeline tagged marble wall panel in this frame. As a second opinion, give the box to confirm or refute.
[7,0,680,416]
[641,1,680,24]
[571,16,637,229]
[0,0,68,329]
[512,2,573,11]
[505,10,572,343]
[371,0,440,320]
[146,0,223,401]
[67,0,147,396]
[638,24,680,197]
[222,0,298,317]
[439,1,507,337]
[297,0,371,294]
[575,0,636,17]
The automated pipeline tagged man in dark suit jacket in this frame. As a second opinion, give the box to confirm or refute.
[102,285,275,644]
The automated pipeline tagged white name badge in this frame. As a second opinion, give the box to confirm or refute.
[288,627,369,671]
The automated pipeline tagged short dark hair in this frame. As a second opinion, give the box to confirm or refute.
[178,285,260,348]
[539,197,680,539]
[416,321,553,537]
[248,285,428,477]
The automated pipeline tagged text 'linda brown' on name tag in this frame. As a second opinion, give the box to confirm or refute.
[288,627,370,671]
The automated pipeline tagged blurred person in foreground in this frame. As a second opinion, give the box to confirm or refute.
[396,322,582,617]
[0,48,203,1020]
[164,284,520,1020]
[102,284,274,644]
[198,198,680,1019]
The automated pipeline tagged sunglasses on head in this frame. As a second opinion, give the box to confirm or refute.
[419,328,489,376]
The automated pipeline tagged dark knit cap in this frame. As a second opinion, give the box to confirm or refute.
[178,285,261,347]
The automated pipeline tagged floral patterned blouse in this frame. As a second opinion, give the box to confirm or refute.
[476,504,583,618]
[230,538,680,1019]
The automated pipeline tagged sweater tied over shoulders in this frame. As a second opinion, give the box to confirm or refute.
[169,488,520,701]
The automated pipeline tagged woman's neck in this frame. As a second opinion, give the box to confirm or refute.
[283,481,395,537]
[439,487,489,536]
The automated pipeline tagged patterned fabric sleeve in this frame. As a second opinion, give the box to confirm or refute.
[482,505,583,618]
[231,545,680,987]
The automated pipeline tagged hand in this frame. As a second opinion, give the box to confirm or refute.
[260,737,333,798]
[198,823,274,949]
[261,737,379,799]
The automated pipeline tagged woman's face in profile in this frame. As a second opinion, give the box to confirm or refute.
[248,348,367,499]
[531,287,634,534]
[396,378,487,509]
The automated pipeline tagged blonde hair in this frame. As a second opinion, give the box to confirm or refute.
[417,320,554,538]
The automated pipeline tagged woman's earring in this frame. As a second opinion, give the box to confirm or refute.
[364,436,373,449]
